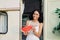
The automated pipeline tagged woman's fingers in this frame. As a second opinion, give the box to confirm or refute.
[23,32,28,35]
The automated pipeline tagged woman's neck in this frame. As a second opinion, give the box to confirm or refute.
[32,20,38,22]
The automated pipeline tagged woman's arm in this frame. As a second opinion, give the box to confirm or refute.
[33,23,43,37]
[23,20,30,36]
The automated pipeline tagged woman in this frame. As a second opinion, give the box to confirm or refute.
[23,9,43,40]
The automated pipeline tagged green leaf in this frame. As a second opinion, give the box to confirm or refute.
[58,13,60,15]
[55,11,58,13]
[59,16,60,18]
[56,8,60,11]
[55,8,60,13]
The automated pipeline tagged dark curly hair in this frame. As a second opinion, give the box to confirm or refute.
[29,9,43,23]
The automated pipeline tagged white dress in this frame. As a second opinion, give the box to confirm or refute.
[26,21,40,40]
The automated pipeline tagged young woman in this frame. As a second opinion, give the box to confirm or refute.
[23,9,43,40]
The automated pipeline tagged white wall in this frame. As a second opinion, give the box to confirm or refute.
[0,11,19,40]
[0,0,19,40]
[20,0,24,15]
[0,0,19,8]
[44,0,60,40]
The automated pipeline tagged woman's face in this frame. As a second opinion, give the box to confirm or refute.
[33,11,40,20]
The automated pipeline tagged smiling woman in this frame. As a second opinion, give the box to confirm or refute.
[22,0,43,40]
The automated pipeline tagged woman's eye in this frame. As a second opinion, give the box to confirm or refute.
[36,14,38,15]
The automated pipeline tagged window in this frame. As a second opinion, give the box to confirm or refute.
[0,11,8,34]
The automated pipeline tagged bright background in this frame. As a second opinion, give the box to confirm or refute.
[44,0,60,40]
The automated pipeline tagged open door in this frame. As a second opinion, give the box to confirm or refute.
[22,0,43,40]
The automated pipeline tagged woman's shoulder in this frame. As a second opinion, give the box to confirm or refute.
[39,23,43,25]
[26,20,32,22]
[39,23,43,27]
[26,20,32,25]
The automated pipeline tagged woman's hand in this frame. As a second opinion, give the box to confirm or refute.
[32,23,43,38]
[32,27,40,37]
[23,31,28,36]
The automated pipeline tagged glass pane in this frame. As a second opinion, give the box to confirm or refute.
[0,12,8,34]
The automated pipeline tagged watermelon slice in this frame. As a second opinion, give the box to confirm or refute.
[21,25,32,32]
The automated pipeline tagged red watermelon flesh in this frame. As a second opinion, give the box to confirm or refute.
[21,25,32,32]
